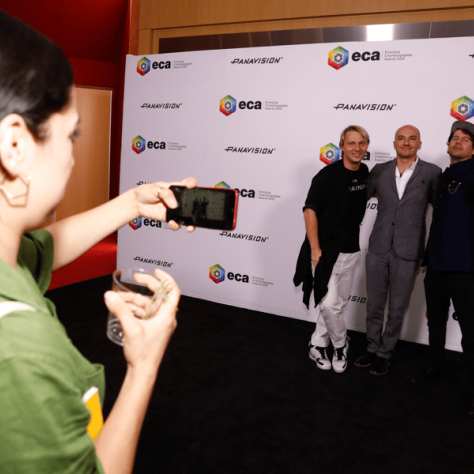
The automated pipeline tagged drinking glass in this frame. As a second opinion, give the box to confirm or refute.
[106,268,168,346]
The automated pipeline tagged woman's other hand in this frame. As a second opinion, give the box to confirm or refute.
[104,269,180,372]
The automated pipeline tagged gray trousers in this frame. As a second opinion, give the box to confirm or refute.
[366,249,420,359]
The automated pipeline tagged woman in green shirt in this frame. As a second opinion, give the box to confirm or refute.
[0,11,195,474]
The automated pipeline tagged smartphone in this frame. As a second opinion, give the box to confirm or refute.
[166,186,239,230]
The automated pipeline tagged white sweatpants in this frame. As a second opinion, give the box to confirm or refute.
[310,251,360,349]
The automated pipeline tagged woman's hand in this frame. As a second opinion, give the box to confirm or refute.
[104,269,180,372]
[134,177,197,231]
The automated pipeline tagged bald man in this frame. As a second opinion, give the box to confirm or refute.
[354,125,441,375]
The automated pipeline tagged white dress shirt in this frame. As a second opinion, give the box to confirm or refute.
[395,157,418,199]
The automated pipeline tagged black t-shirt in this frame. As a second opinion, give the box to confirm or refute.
[342,166,369,252]
[304,159,368,254]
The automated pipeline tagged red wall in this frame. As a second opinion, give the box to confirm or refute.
[0,0,130,198]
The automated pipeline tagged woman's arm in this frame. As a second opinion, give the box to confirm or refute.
[46,178,196,271]
[96,269,180,474]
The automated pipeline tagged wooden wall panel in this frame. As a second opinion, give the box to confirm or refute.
[134,1,474,55]
[129,0,142,56]
[55,88,111,221]
[139,0,474,30]
[138,29,153,55]
[145,7,474,55]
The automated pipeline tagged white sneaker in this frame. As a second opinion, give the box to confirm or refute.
[332,337,350,374]
[309,344,332,370]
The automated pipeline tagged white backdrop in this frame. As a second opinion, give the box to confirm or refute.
[118,37,474,352]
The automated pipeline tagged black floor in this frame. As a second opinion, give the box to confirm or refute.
[47,275,474,474]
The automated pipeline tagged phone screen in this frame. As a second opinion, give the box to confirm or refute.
[167,186,238,230]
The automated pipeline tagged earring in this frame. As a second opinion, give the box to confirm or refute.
[0,173,31,207]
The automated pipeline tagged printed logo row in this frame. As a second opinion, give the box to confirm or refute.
[135,45,417,77]
[128,217,270,243]
[126,258,367,296]
[129,134,394,165]
[133,94,473,122]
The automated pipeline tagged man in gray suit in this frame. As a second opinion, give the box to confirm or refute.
[354,125,441,375]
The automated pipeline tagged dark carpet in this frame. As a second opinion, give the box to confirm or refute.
[46,275,474,474]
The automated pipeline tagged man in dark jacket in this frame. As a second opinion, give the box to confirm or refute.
[409,120,474,417]
[294,125,369,373]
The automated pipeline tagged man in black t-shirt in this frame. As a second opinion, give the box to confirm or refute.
[294,125,369,373]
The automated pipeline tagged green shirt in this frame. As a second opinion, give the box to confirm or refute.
[0,230,105,474]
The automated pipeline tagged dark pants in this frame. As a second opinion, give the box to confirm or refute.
[424,267,474,393]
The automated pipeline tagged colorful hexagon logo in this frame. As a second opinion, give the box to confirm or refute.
[328,46,349,70]
[450,96,474,121]
[129,217,142,230]
[320,143,341,165]
[220,95,237,116]
[137,57,151,76]
[132,135,146,154]
[210,264,225,284]
[215,181,231,189]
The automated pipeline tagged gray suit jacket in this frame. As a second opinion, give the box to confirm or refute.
[367,158,441,260]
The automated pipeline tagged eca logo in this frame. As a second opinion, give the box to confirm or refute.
[328,47,349,70]
[210,264,225,283]
[132,135,166,154]
[328,46,380,70]
[219,95,262,116]
[137,57,171,75]
[320,143,341,165]
[235,188,255,198]
[129,217,162,230]
[450,96,474,121]
[129,217,142,230]
[132,135,146,154]
[137,57,151,76]
[220,95,237,116]
[209,264,249,284]
[214,182,255,198]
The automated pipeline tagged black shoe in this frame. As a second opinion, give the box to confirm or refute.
[370,357,390,376]
[408,367,443,384]
[354,351,376,368]
[465,395,474,418]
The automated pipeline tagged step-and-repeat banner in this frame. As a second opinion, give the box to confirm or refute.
[118,37,473,351]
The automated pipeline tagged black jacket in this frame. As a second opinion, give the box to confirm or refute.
[294,160,368,308]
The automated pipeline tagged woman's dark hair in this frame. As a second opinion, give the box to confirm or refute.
[447,128,474,146]
[0,12,74,140]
